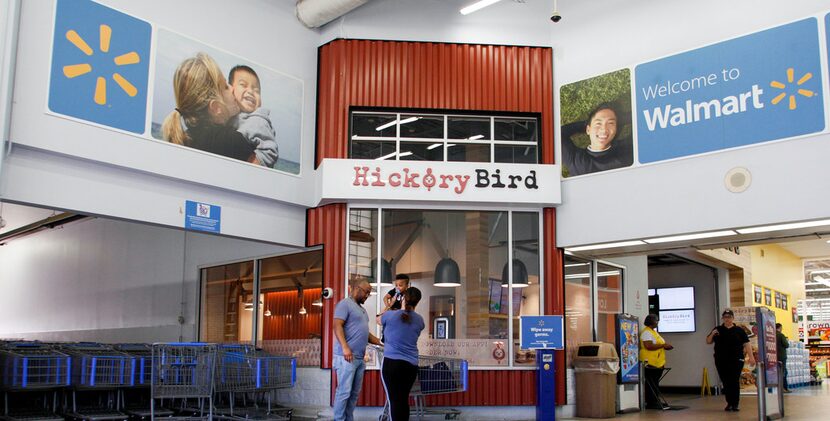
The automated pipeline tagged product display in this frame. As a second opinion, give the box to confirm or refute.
[785,340,812,387]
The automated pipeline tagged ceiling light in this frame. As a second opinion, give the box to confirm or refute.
[427,143,443,150]
[467,134,484,140]
[312,298,323,307]
[398,151,413,158]
[460,0,502,15]
[565,273,590,279]
[736,219,830,234]
[597,270,621,277]
[376,151,397,161]
[374,116,421,132]
[299,305,307,315]
[565,263,589,268]
[566,240,645,252]
[811,270,830,275]
[264,309,272,317]
[643,230,737,244]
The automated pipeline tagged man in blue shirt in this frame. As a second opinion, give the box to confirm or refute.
[333,278,382,421]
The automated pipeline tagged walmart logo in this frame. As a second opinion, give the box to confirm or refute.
[49,0,151,134]
[769,68,816,110]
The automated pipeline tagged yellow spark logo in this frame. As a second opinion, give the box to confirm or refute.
[62,24,141,105]
[769,68,815,110]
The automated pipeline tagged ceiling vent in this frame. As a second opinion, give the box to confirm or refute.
[296,0,369,28]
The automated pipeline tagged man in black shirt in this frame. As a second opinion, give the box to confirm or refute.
[560,103,634,177]
[776,323,791,392]
[706,309,756,411]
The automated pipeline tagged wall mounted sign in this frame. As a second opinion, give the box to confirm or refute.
[635,18,825,163]
[184,200,221,233]
[519,315,564,350]
[317,159,561,206]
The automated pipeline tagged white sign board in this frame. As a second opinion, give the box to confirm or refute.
[317,159,561,206]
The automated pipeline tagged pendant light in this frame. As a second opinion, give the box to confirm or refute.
[434,213,461,287]
[502,259,529,288]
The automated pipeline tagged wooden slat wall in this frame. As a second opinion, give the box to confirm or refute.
[262,288,323,340]
[313,39,564,407]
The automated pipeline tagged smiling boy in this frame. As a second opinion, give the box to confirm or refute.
[228,65,279,168]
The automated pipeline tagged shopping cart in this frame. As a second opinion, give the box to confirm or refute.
[58,342,134,421]
[150,343,216,420]
[375,347,468,421]
[214,344,296,420]
[0,341,70,421]
[111,344,173,419]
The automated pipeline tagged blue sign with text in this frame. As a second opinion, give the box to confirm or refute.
[185,200,221,233]
[520,315,564,350]
[635,18,824,163]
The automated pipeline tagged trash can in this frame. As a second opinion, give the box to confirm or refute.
[573,342,620,418]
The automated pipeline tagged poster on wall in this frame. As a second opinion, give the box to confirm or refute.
[764,288,772,306]
[774,291,782,309]
[782,294,788,310]
[47,0,303,175]
[150,29,303,174]
[732,306,759,394]
[754,285,763,304]
[615,313,640,384]
[559,69,634,178]
[635,18,825,164]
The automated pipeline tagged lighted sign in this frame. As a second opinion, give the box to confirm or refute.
[317,159,561,206]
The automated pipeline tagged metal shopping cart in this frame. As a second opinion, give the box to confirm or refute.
[0,341,70,421]
[375,347,468,421]
[110,344,173,420]
[214,344,296,420]
[150,343,216,420]
[58,342,134,421]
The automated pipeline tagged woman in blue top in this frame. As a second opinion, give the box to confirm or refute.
[380,287,425,421]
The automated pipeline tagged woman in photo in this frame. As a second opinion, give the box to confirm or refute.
[161,53,259,164]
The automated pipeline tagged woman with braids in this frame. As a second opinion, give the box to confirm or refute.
[380,287,425,420]
[161,53,258,163]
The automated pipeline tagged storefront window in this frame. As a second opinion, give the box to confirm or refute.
[199,251,323,367]
[349,111,539,164]
[200,261,255,344]
[349,208,540,368]
[564,256,593,367]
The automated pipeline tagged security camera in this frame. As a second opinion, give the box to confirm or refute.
[550,11,562,23]
[322,287,335,300]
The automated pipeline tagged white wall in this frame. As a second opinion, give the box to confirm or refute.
[2,0,320,246]
[553,0,830,246]
[0,215,295,342]
[649,261,719,387]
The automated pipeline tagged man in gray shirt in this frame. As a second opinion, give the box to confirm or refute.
[333,278,381,421]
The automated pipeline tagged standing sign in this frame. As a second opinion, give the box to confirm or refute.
[184,200,221,233]
[757,307,778,386]
[520,315,564,350]
[615,313,640,384]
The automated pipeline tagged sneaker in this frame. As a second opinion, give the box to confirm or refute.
[724,405,733,411]
[731,406,740,412]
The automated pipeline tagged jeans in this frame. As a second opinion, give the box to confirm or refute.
[333,354,366,421]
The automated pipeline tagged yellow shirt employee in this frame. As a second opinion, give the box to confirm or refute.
[639,314,673,409]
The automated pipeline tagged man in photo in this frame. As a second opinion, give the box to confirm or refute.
[561,102,633,176]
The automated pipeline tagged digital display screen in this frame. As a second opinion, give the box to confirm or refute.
[657,309,696,333]
[656,286,694,309]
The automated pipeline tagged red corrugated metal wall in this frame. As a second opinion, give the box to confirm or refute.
[312,39,564,407]
[262,288,323,340]
[316,40,554,166]
[306,204,346,370]
[544,208,566,404]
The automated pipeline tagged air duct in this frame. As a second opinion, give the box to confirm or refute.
[295,0,369,28]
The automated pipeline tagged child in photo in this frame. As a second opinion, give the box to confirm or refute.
[228,65,279,168]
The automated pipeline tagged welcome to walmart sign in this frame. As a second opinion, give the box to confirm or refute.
[635,18,825,163]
